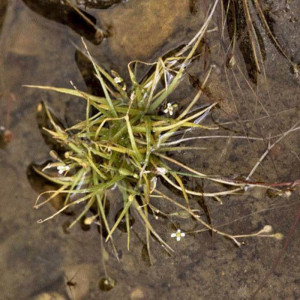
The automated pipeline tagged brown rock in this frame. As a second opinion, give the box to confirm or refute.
[130,287,145,300]
[96,0,190,61]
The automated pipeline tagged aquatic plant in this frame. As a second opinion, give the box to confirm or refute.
[27,1,297,257]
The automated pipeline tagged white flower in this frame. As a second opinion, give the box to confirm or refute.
[171,229,185,242]
[156,167,167,175]
[57,165,70,175]
[163,103,175,116]
[113,76,123,84]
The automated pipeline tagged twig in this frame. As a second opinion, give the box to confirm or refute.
[247,121,300,180]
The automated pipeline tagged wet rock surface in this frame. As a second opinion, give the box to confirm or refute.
[92,0,192,61]
[0,0,299,299]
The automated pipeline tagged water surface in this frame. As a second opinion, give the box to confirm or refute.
[0,1,299,299]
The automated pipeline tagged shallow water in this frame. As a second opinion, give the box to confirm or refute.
[0,1,299,299]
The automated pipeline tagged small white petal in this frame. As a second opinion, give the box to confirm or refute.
[171,233,176,238]
[156,167,167,175]
[114,77,122,83]
[176,236,181,241]
[181,232,185,237]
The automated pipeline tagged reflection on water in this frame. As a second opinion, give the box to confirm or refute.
[0,0,299,299]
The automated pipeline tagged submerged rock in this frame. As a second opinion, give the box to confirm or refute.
[95,0,191,62]
[33,293,66,300]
